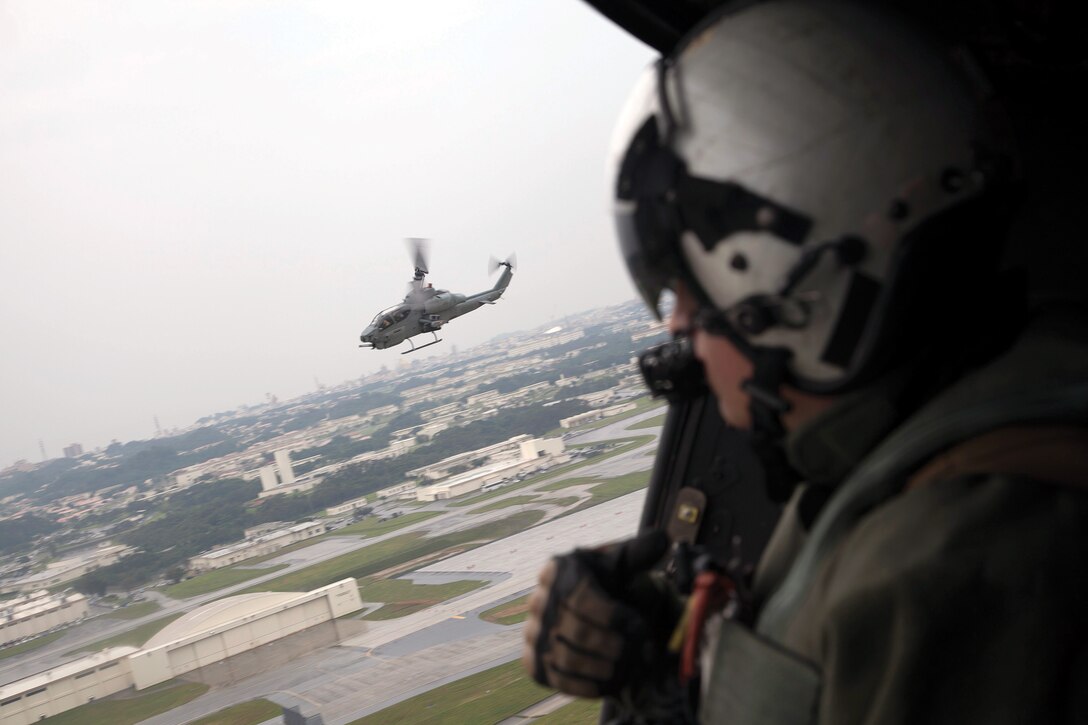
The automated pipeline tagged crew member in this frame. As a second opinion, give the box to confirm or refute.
[524,2,1088,722]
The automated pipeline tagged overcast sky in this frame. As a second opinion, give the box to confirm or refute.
[0,1,655,466]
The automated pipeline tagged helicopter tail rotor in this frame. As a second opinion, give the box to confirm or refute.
[489,253,517,275]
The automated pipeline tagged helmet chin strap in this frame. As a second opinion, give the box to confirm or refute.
[695,309,801,502]
[741,346,801,503]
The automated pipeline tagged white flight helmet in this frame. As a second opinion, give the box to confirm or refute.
[611,0,1015,397]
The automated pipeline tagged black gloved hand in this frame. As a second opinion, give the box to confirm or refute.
[521,529,678,698]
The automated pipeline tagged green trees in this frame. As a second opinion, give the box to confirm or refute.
[0,514,59,556]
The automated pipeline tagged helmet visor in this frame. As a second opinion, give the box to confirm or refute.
[615,203,675,319]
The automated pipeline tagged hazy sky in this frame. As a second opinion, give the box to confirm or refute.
[0,1,655,465]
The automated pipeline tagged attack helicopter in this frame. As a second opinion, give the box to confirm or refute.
[359,239,516,354]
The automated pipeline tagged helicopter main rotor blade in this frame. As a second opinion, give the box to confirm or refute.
[406,237,430,275]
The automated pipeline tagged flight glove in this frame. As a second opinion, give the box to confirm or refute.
[522,529,679,698]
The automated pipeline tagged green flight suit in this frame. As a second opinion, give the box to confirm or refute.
[701,311,1088,724]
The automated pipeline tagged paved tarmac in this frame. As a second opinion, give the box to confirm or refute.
[144,489,646,725]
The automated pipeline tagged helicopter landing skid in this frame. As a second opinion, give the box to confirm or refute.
[401,332,442,355]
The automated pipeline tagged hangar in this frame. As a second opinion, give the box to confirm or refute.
[0,579,362,725]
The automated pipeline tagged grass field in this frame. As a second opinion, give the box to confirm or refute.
[102,600,161,619]
[480,594,530,625]
[628,412,667,430]
[547,496,581,507]
[331,511,442,537]
[447,480,541,508]
[39,681,209,725]
[66,612,185,655]
[357,577,485,620]
[565,470,651,514]
[469,494,539,513]
[154,511,443,587]
[159,564,289,600]
[348,659,552,725]
[0,630,65,661]
[561,435,655,474]
[538,476,602,492]
[237,510,546,595]
[535,698,602,724]
[187,698,282,725]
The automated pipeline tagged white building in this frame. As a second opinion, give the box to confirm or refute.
[559,402,638,429]
[0,580,362,725]
[520,437,565,459]
[0,647,138,725]
[255,449,321,499]
[274,450,296,486]
[188,521,327,572]
[407,435,533,482]
[0,591,88,646]
[504,328,585,357]
[374,481,419,500]
[1,545,133,594]
[257,449,296,493]
[325,496,372,517]
[259,465,279,491]
[414,437,567,502]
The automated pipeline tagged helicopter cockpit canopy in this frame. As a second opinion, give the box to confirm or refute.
[369,311,394,331]
[370,305,412,331]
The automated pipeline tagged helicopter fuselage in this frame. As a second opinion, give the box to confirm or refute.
[359,264,513,351]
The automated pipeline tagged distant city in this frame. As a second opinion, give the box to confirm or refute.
[0,298,670,725]
[0,299,664,531]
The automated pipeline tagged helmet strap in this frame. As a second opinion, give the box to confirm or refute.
[741,346,800,502]
[695,310,801,501]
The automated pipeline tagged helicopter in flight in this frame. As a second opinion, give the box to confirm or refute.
[359,239,516,354]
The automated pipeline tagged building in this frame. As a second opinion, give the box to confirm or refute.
[1,545,133,594]
[189,521,327,572]
[374,481,418,500]
[273,450,296,486]
[415,460,527,501]
[243,522,287,538]
[325,496,371,517]
[0,647,138,725]
[414,437,567,502]
[504,328,585,357]
[259,465,279,491]
[407,435,533,482]
[62,443,83,458]
[559,402,638,429]
[0,591,88,646]
[257,449,296,493]
[255,449,321,499]
[367,404,399,417]
[520,437,565,459]
[0,580,362,725]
